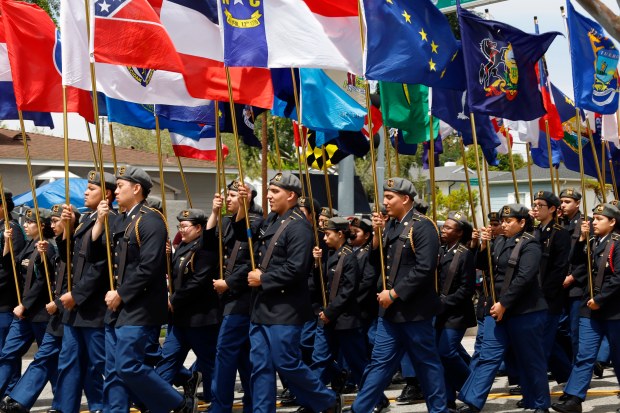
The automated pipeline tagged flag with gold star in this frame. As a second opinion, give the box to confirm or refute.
[458,5,561,121]
[362,0,460,88]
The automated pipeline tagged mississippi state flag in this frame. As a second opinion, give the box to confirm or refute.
[1,0,94,122]
[219,0,362,74]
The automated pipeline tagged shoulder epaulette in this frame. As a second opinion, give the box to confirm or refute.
[457,244,469,253]
[291,211,304,220]
[340,245,353,256]
[553,223,564,231]
[521,232,535,241]
[612,233,620,242]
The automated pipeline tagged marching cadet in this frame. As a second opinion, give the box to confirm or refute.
[93,166,194,413]
[457,204,550,413]
[346,177,449,413]
[247,172,342,413]
[0,191,25,394]
[0,208,56,400]
[531,191,572,386]
[559,188,587,360]
[318,207,338,230]
[53,171,116,413]
[208,179,262,413]
[307,218,367,397]
[0,205,74,412]
[551,203,620,413]
[155,209,214,404]
[436,212,476,409]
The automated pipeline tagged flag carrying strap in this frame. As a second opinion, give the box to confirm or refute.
[499,232,535,297]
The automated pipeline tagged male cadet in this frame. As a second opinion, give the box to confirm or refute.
[559,188,587,359]
[52,171,115,413]
[247,172,342,413]
[532,191,572,386]
[208,180,262,413]
[93,166,194,413]
[347,177,449,413]
[0,190,25,394]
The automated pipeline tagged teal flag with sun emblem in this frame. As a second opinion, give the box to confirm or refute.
[567,1,619,115]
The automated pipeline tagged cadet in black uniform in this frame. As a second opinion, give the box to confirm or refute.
[247,172,341,413]
[532,191,572,386]
[436,212,476,409]
[552,203,620,413]
[348,177,448,413]
[93,165,193,413]
[53,171,115,413]
[0,191,25,394]
[209,180,262,413]
[458,204,550,413]
[155,209,215,403]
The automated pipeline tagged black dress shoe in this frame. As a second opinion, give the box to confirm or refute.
[396,383,424,405]
[517,399,525,408]
[456,404,481,413]
[183,371,202,400]
[278,388,291,400]
[534,409,550,413]
[391,371,406,384]
[294,407,312,413]
[551,395,582,413]
[5,400,28,413]
[323,394,343,413]
[509,385,522,395]
[558,393,569,402]
[593,362,604,378]
[341,384,357,394]
[373,395,390,413]
[280,388,298,406]
[331,369,350,394]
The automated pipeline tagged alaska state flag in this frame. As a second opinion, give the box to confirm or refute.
[458,5,561,121]
[363,0,459,87]
[566,1,619,114]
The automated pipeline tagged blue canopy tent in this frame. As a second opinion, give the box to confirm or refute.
[13,178,89,211]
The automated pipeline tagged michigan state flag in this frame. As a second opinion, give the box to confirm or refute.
[567,1,619,114]
[458,5,560,121]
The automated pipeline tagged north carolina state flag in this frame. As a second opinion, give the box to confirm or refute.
[1,0,94,122]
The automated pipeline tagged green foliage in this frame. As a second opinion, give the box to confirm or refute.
[111,124,173,154]
[27,0,59,24]
[459,145,525,172]
[434,184,479,221]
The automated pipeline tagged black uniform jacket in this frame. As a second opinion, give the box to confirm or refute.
[204,213,263,317]
[44,245,67,337]
[17,239,55,322]
[535,222,571,315]
[93,202,168,327]
[563,214,588,299]
[169,235,219,327]
[323,244,362,330]
[0,219,26,313]
[61,212,110,328]
[478,231,547,317]
[436,242,476,330]
[573,233,620,320]
[372,209,442,323]
[251,207,314,325]
[355,244,379,323]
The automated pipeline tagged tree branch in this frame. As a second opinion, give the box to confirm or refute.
[575,0,620,42]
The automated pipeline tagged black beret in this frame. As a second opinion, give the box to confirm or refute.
[323,217,350,232]
[319,207,338,218]
[559,187,582,201]
[447,211,471,230]
[0,188,13,204]
[50,204,80,220]
[116,165,152,191]
[269,172,301,196]
[488,211,500,222]
[592,203,620,220]
[500,203,530,219]
[24,207,51,223]
[87,170,117,191]
[146,196,162,211]
[177,208,207,224]
[350,217,372,233]
[383,177,416,199]
[298,196,321,213]
[534,190,560,208]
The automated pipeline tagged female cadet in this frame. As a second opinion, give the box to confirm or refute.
[457,204,550,413]
[436,212,476,409]
[0,208,55,397]
[551,203,620,413]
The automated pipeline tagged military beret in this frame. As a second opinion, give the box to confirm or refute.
[323,217,350,232]
[350,217,372,233]
[488,211,500,222]
[383,177,417,199]
[0,188,13,202]
[534,190,560,208]
[227,180,258,200]
[50,204,80,220]
[610,200,619,207]
[559,187,582,201]
[269,172,301,196]
[24,207,51,223]
[499,203,530,220]
[87,170,117,191]
[116,165,152,191]
[298,196,321,213]
[177,209,207,224]
[592,203,620,220]
[246,182,258,199]
[319,207,338,218]
[447,211,471,230]
[146,196,162,211]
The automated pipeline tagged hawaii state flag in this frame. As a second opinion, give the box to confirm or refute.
[219,0,362,74]
[1,0,94,122]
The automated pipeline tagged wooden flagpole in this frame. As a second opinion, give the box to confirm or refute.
[176,157,193,208]
[271,115,283,172]
[544,120,557,194]
[154,116,173,295]
[321,145,334,215]
[214,101,225,281]
[584,117,607,202]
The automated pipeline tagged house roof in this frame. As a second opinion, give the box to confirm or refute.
[487,164,583,183]
[414,165,504,182]
[0,128,218,172]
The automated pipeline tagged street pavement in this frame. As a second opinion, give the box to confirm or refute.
[25,335,619,413]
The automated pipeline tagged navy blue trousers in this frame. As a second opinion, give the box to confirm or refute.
[0,313,20,394]
[249,323,336,413]
[544,313,572,384]
[352,317,448,413]
[436,328,470,403]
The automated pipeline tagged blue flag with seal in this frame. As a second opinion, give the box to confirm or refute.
[363,0,461,88]
[458,4,561,121]
[156,103,217,125]
[566,1,619,114]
